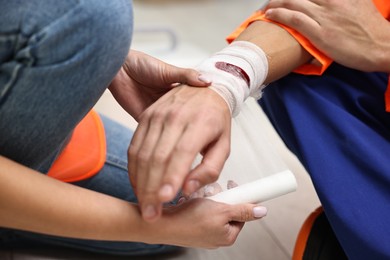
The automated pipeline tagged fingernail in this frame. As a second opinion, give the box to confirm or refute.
[159,184,174,200]
[253,206,268,218]
[198,74,211,84]
[142,205,157,220]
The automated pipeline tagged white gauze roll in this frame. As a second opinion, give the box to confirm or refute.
[196,41,268,116]
[207,170,297,205]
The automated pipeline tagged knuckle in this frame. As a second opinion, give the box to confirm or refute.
[128,145,138,158]
[152,150,169,165]
[174,142,192,155]
[136,150,151,164]
[207,168,220,182]
[150,110,166,124]
[240,207,251,221]
[166,110,186,127]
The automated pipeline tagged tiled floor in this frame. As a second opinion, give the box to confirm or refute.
[0,1,321,259]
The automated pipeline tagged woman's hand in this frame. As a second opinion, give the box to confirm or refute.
[264,0,390,72]
[109,50,210,121]
[128,85,232,222]
[144,198,267,248]
[0,156,266,248]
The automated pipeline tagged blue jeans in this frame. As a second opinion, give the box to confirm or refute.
[0,0,132,172]
[0,0,176,256]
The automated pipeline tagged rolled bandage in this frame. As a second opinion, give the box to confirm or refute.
[207,170,297,205]
[196,41,268,116]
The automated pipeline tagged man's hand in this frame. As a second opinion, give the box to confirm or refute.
[109,50,210,121]
[128,85,232,222]
[264,0,390,72]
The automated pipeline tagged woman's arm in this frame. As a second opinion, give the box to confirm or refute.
[0,155,265,247]
[0,155,145,241]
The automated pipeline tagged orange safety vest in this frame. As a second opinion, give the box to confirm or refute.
[226,0,390,111]
[47,110,106,182]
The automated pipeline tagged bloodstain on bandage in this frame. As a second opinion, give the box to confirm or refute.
[215,62,250,87]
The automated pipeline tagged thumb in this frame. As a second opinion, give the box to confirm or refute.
[229,204,268,222]
[172,67,211,87]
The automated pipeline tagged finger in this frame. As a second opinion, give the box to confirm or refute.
[182,134,230,195]
[149,111,187,202]
[264,7,322,39]
[174,67,212,87]
[265,8,321,38]
[266,0,320,12]
[183,68,212,86]
[158,121,223,201]
[133,111,168,221]
[220,221,245,247]
[128,116,150,190]
[189,188,205,199]
[229,204,268,222]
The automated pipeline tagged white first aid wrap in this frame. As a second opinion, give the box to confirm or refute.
[196,41,268,116]
[207,170,297,205]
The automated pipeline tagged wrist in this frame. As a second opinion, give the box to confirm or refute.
[376,41,390,74]
[196,41,268,116]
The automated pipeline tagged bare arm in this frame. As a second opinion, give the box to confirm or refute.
[264,0,390,73]
[235,20,312,82]
[0,155,146,241]
[0,155,265,247]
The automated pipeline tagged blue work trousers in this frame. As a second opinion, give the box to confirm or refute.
[260,63,390,259]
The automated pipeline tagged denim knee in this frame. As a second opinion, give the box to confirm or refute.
[75,0,134,68]
[0,1,134,171]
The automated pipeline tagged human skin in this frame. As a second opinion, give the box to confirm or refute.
[131,0,390,222]
[0,155,264,248]
[129,20,313,222]
[264,0,390,73]
[0,51,266,248]
[109,50,211,121]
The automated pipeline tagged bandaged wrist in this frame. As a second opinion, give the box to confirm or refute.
[196,41,268,116]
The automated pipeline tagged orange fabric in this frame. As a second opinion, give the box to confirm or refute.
[386,78,390,112]
[226,11,332,75]
[378,0,390,112]
[292,207,324,260]
[374,0,390,18]
[48,110,106,183]
[227,1,390,111]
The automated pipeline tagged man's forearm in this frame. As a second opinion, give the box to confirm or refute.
[236,20,312,83]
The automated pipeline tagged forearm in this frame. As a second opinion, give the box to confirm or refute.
[0,156,153,242]
[235,20,312,83]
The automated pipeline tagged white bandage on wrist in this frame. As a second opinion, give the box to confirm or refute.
[196,41,268,116]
